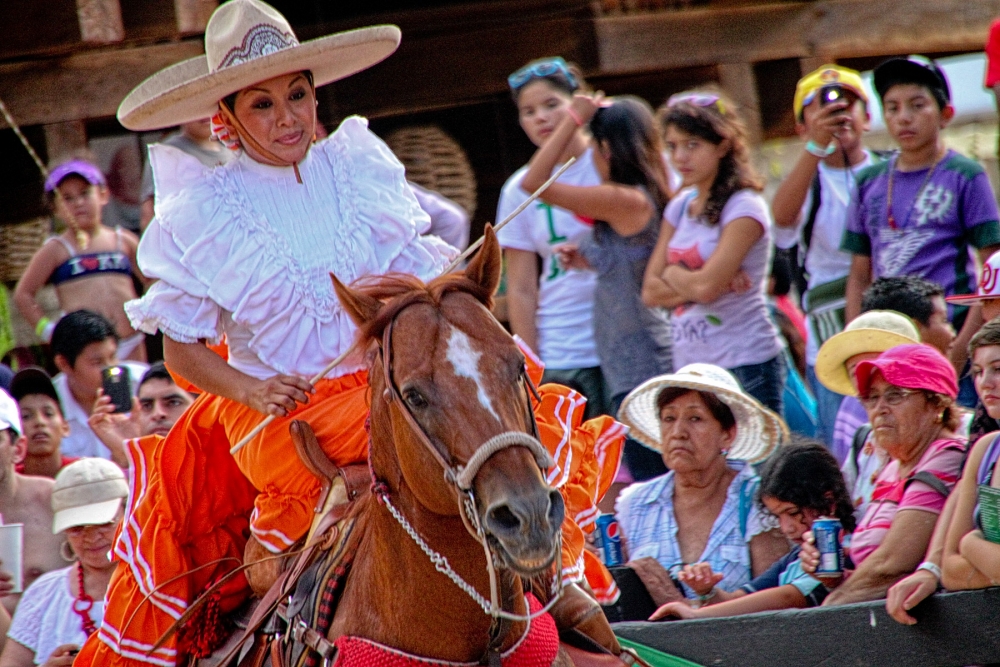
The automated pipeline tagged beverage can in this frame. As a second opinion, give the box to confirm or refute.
[812,517,843,575]
[595,513,624,566]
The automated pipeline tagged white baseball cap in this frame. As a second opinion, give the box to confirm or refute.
[0,389,22,436]
[51,458,128,534]
[947,249,1000,306]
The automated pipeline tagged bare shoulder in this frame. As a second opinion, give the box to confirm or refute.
[18,473,55,505]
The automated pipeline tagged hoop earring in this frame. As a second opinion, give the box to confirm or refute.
[60,541,77,563]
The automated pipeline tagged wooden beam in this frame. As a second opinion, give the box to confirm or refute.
[174,0,217,35]
[718,62,762,144]
[799,56,829,78]
[595,0,1000,75]
[0,40,203,129]
[75,0,124,44]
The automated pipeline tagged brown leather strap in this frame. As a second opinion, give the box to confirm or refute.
[236,633,269,667]
[269,635,286,667]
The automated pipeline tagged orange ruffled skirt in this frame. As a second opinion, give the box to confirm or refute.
[80,359,623,666]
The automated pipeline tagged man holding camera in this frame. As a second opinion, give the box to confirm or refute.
[772,65,874,447]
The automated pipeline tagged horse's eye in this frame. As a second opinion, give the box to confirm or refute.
[403,388,428,409]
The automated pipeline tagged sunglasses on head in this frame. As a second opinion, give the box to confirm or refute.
[508,57,578,92]
[667,93,725,114]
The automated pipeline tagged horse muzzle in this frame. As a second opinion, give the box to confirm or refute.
[481,487,564,577]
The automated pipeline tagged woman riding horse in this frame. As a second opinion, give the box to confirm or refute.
[78,1,624,664]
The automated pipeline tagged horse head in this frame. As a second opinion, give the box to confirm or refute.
[333,227,564,578]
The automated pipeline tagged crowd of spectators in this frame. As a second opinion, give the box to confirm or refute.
[2,12,1000,662]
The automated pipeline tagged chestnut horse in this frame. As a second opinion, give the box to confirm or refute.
[328,226,570,664]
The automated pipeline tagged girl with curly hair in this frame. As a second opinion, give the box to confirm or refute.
[643,89,786,413]
[649,439,856,619]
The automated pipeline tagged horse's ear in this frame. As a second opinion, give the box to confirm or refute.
[332,273,382,327]
[464,224,502,298]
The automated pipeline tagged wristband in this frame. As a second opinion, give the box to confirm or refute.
[916,561,942,581]
[566,107,584,127]
[805,140,836,158]
[697,587,717,604]
[35,316,56,343]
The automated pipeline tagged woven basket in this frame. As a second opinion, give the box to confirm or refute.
[383,125,478,219]
[0,218,48,284]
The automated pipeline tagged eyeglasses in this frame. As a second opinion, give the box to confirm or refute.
[860,388,920,410]
[508,57,578,92]
[666,92,725,113]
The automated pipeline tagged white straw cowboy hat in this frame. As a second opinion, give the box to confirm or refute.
[52,458,128,534]
[617,363,788,464]
[117,0,401,131]
[814,310,920,397]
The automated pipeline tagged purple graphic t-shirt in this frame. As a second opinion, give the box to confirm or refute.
[842,150,1000,314]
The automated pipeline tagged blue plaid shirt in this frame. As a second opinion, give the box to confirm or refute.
[615,462,768,598]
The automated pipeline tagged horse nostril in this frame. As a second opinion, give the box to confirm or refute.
[547,490,565,527]
[488,505,522,534]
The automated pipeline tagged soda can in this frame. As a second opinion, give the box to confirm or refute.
[595,514,624,566]
[812,518,843,575]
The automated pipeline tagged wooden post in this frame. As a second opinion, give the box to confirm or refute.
[718,62,762,145]
[75,0,124,43]
[174,0,217,34]
[43,121,88,165]
[799,56,829,78]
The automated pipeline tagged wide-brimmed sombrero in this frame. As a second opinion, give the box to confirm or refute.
[617,363,788,464]
[814,310,920,397]
[117,0,400,131]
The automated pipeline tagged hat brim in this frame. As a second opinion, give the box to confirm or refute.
[53,497,123,534]
[814,329,918,396]
[946,293,995,306]
[617,374,787,464]
[873,59,949,101]
[118,25,401,131]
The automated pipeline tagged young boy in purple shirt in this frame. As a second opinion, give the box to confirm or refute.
[842,55,1000,375]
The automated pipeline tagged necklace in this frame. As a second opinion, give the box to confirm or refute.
[885,149,945,230]
[72,561,97,636]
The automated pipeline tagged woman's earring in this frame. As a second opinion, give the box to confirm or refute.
[720,449,729,457]
[60,541,76,563]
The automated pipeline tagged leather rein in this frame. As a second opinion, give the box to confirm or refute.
[374,316,564,625]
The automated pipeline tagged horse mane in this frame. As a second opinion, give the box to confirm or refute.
[350,271,495,346]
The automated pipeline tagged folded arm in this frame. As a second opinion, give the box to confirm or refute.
[662,216,763,304]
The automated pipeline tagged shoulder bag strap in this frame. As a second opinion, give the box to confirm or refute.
[851,424,873,473]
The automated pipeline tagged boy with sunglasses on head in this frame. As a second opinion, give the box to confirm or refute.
[842,56,1000,381]
[772,66,874,449]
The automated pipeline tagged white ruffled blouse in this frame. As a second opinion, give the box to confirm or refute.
[126,117,457,380]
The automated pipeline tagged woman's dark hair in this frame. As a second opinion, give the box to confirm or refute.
[969,315,1000,358]
[222,69,314,111]
[589,96,671,213]
[656,387,736,432]
[758,438,856,533]
[658,87,763,226]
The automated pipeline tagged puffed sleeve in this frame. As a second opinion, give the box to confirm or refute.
[124,145,223,343]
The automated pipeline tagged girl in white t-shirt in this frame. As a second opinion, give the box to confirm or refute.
[644,89,786,414]
[497,58,609,418]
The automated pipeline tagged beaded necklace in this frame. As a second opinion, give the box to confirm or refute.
[72,561,97,636]
[885,149,945,230]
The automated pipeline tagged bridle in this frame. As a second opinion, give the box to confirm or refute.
[373,314,564,624]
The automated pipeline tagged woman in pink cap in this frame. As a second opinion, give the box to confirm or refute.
[800,343,967,604]
[13,159,147,361]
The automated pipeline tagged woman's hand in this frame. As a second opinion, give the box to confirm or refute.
[568,92,606,127]
[243,375,314,417]
[41,645,79,667]
[677,562,723,597]
[554,244,591,271]
[649,600,699,621]
[885,569,938,625]
[800,531,844,588]
[728,270,752,295]
[0,562,13,597]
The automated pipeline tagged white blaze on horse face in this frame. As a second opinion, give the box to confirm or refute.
[445,325,500,423]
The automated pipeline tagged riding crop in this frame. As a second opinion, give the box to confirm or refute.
[230,156,576,454]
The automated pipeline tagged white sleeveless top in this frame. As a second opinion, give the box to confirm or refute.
[126,116,457,380]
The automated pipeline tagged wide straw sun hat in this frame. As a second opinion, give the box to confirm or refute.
[617,363,788,464]
[117,0,401,131]
[814,310,920,397]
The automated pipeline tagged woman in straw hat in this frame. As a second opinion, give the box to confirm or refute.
[79,1,458,663]
[615,363,790,601]
[0,459,126,667]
